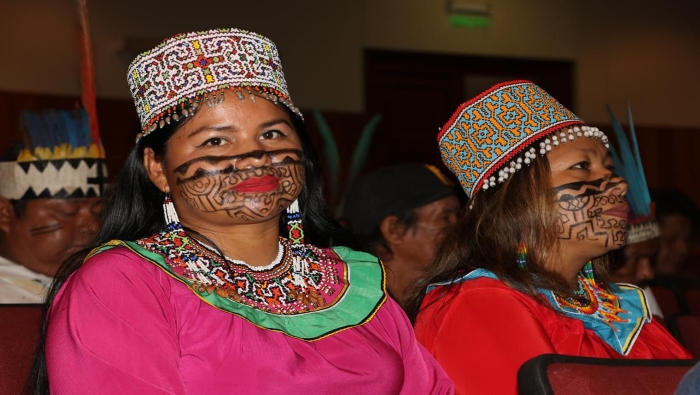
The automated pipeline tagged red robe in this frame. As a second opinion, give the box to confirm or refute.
[415,277,691,395]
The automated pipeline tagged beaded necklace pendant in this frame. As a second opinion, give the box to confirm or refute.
[554,262,627,329]
[554,275,627,329]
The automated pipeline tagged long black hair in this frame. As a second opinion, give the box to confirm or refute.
[29,104,353,394]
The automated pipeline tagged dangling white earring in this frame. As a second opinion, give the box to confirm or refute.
[163,193,180,227]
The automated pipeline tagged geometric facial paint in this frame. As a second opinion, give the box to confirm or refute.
[174,148,304,221]
[553,176,628,249]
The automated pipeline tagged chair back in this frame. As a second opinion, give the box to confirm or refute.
[517,354,697,395]
[670,315,700,358]
[650,286,680,317]
[0,304,44,395]
[684,289,700,316]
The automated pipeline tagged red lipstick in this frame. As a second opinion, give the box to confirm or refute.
[232,175,279,193]
[601,204,630,219]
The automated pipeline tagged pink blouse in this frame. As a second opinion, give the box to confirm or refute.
[46,247,454,394]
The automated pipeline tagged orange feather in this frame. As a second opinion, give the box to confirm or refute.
[77,0,101,154]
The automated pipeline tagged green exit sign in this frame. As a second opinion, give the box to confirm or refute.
[449,13,491,28]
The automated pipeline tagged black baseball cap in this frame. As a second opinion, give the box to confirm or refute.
[343,163,457,234]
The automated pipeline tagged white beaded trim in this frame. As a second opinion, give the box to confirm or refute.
[627,221,661,244]
[197,240,286,272]
[481,126,609,191]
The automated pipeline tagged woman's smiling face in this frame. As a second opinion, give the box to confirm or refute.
[144,91,304,228]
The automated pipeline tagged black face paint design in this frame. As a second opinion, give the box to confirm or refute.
[173,149,302,176]
[174,149,304,221]
[554,177,628,249]
[29,223,64,237]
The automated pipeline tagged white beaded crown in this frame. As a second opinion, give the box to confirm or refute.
[127,28,300,137]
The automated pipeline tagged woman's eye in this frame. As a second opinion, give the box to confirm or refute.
[571,161,590,170]
[202,137,224,146]
[261,130,284,140]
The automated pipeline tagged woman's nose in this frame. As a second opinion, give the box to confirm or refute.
[234,150,272,170]
[616,179,628,197]
[232,139,271,170]
[605,170,628,197]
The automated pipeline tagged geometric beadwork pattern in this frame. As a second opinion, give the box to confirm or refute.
[2,108,108,200]
[127,28,296,134]
[136,224,346,316]
[438,80,584,197]
[0,158,108,200]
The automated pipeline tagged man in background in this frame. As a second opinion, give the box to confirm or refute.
[0,109,106,303]
[650,188,699,278]
[643,188,700,314]
[343,163,460,309]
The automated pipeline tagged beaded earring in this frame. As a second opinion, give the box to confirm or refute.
[286,199,308,288]
[517,241,528,269]
[163,193,180,228]
[580,261,595,283]
[286,199,304,244]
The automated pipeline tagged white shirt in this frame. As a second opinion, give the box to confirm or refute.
[0,255,52,303]
[643,285,664,319]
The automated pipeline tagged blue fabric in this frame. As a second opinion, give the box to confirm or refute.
[426,268,651,355]
[676,362,700,395]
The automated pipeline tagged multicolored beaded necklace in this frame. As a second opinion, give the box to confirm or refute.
[554,262,628,329]
[135,223,346,315]
[428,265,650,355]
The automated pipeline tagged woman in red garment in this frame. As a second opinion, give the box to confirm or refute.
[411,81,691,395]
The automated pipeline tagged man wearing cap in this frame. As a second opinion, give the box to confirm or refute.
[0,110,105,303]
[343,163,461,309]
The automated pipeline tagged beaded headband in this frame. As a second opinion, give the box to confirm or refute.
[608,105,660,244]
[0,109,107,200]
[438,80,609,198]
[127,28,301,138]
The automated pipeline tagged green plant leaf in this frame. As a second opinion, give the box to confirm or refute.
[346,114,382,189]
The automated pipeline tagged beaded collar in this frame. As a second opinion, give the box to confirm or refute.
[427,267,651,355]
[88,224,386,341]
[552,264,628,329]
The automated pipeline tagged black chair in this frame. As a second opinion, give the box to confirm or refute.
[669,314,700,358]
[685,289,700,316]
[517,354,697,395]
[650,286,680,317]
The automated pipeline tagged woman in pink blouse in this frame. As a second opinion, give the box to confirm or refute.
[32,29,454,395]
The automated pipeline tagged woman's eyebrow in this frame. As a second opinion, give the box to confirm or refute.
[574,147,609,158]
[187,125,237,139]
[259,118,292,129]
